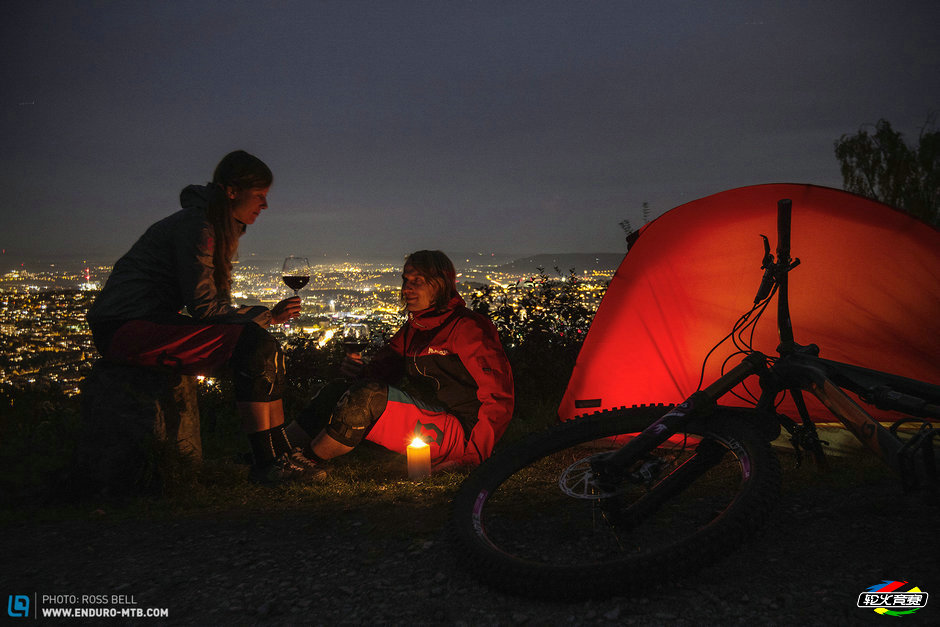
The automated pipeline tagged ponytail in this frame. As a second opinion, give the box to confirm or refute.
[204,185,240,293]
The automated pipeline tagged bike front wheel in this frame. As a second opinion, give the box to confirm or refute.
[451,405,781,599]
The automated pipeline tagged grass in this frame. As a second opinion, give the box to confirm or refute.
[164,444,468,512]
[774,446,903,495]
[0,398,502,526]
[0,445,473,531]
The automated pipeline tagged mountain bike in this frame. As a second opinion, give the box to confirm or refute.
[450,199,939,600]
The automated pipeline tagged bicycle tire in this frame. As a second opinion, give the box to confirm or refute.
[450,405,781,599]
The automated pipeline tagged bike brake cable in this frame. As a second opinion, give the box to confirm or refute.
[695,298,764,391]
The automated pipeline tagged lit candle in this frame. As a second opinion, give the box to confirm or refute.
[407,437,431,480]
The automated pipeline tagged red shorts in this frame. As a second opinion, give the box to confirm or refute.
[105,318,246,375]
[365,387,468,467]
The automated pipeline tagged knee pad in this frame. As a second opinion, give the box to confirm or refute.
[230,323,285,402]
[326,380,388,447]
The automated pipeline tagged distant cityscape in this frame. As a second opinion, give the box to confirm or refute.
[0,254,620,396]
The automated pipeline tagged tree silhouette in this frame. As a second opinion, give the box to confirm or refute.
[834,117,939,226]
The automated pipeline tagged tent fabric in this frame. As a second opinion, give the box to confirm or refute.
[559,184,940,423]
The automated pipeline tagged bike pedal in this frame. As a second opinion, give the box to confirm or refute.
[889,418,935,437]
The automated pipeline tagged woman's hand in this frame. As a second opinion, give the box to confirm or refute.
[339,353,364,378]
[270,296,301,324]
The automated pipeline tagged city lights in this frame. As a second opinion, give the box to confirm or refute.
[1,257,614,396]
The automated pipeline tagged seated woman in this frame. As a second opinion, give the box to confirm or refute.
[87,150,314,484]
[287,250,514,472]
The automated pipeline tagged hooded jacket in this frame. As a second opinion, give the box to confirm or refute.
[365,294,514,466]
[88,185,271,328]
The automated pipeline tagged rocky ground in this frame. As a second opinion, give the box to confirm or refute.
[2,463,937,626]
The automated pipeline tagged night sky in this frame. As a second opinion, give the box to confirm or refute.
[2,0,937,266]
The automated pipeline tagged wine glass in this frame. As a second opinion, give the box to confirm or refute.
[341,323,371,357]
[282,256,310,295]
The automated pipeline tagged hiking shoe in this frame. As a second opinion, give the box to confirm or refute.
[249,453,302,485]
[289,447,328,481]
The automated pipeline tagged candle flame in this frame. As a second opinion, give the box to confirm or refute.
[410,437,427,448]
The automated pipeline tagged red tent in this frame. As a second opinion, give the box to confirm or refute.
[559,184,940,424]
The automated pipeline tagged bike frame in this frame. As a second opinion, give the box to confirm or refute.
[601,199,939,489]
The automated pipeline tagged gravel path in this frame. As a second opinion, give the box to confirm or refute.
[2,469,936,625]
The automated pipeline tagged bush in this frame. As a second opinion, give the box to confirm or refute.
[0,385,82,503]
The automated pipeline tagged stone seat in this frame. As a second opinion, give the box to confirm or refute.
[72,359,202,497]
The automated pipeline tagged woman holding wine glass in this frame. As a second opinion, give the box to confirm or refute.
[281,256,310,332]
[88,150,318,485]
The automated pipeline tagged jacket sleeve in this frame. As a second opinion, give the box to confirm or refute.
[453,316,514,466]
[176,223,271,326]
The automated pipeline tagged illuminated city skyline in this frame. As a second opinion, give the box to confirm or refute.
[0,254,615,395]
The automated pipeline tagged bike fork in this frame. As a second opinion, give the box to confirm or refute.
[607,437,730,529]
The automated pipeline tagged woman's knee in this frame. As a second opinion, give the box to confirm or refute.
[230,323,285,402]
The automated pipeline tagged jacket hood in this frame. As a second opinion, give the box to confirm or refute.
[179,184,214,210]
[178,183,247,236]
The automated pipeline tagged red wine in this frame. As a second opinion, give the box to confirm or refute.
[343,341,369,353]
[282,275,309,291]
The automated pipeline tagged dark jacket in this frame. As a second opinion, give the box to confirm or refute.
[88,185,270,330]
[365,295,514,465]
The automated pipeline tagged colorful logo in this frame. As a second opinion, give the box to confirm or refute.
[7,595,29,618]
[858,581,928,617]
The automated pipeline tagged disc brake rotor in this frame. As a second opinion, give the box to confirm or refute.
[558,454,626,499]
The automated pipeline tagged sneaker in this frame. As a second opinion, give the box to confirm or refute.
[249,453,302,485]
[288,447,328,481]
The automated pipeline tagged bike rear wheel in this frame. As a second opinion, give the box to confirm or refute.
[451,405,781,599]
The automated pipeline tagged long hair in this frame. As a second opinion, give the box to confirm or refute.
[205,150,273,293]
[402,250,458,311]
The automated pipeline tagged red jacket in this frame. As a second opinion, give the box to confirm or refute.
[365,295,514,466]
